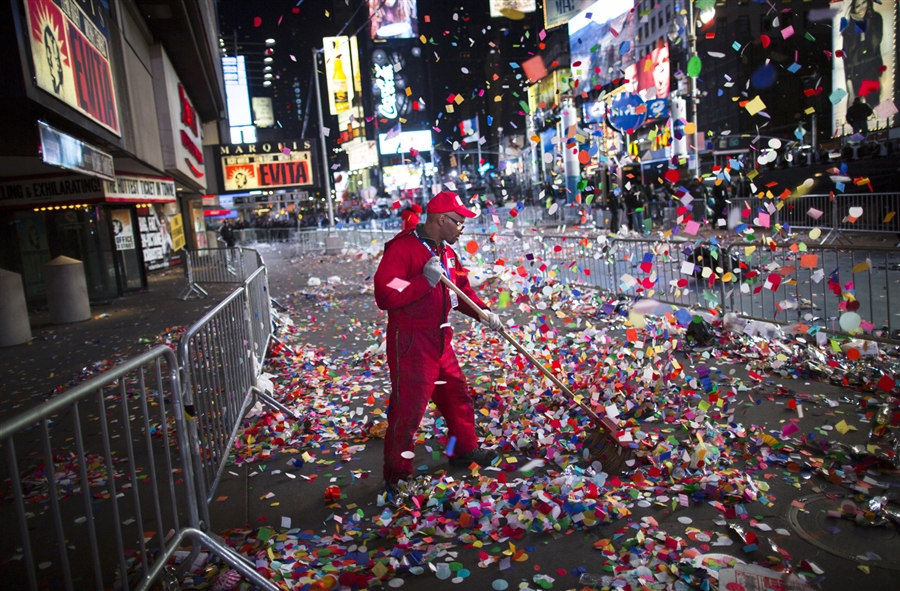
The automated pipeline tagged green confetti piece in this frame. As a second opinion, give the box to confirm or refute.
[519,100,530,114]
[687,55,702,78]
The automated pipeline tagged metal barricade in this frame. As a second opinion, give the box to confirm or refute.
[0,346,199,591]
[178,287,292,527]
[179,248,246,300]
[608,237,721,310]
[244,265,272,376]
[834,192,900,235]
[722,242,899,343]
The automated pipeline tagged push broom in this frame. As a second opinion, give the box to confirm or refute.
[439,275,635,473]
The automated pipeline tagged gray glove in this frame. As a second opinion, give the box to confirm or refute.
[423,256,444,288]
[481,311,503,331]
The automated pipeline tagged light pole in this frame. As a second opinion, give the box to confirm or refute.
[312,47,336,228]
[687,1,700,178]
[673,2,713,178]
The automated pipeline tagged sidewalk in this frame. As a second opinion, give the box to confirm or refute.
[0,268,233,417]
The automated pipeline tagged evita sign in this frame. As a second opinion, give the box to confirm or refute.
[24,0,120,135]
[217,140,318,192]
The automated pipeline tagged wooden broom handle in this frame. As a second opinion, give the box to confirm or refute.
[439,275,602,423]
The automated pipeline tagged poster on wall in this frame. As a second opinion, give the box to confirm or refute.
[192,208,207,248]
[23,0,120,135]
[111,209,135,250]
[137,204,181,271]
[170,213,185,251]
[831,0,897,134]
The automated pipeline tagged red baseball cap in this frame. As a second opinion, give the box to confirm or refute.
[426,191,477,218]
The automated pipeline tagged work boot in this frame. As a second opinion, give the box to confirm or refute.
[449,448,498,467]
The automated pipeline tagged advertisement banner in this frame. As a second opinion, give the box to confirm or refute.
[137,204,181,271]
[323,36,356,116]
[104,175,177,203]
[635,41,670,101]
[568,0,637,93]
[24,0,120,135]
[831,0,897,134]
[371,43,429,132]
[368,0,417,40]
[218,140,318,192]
[0,174,104,208]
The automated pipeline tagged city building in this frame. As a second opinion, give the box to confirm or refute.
[0,0,225,307]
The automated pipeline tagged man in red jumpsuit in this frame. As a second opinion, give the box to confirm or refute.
[374,191,502,493]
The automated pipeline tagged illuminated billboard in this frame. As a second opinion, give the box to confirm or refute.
[368,0,418,40]
[489,1,536,19]
[635,40,670,101]
[831,0,897,134]
[371,43,429,132]
[378,129,433,154]
[544,0,595,29]
[218,140,318,192]
[568,0,637,94]
[323,36,358,116]
[23,0,120,135]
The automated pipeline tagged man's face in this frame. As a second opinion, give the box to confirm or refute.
[438,212,466,245]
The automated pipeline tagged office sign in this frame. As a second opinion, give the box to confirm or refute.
[24,0,120,135]
[218,140,318,192]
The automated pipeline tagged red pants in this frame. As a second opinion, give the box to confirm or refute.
[383,323,477,482]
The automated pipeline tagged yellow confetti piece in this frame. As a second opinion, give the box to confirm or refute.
[405,87,412,96]
[885,211,896,223]
[835,420,849,434]
[419,35,427,43]
[454,94,464,105]
[851,260,870,273]
[745,95,767,115]
[804,106,816,114]
[683,122,696,134]
[858,564,870,574]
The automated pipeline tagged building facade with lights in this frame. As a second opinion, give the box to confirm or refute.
[0,0,225,308]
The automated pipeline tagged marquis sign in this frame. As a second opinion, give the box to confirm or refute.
[218,140,318,192]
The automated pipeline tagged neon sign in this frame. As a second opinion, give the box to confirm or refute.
[374,63,398,119]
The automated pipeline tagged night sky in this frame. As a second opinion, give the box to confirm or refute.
[216,0,548,168]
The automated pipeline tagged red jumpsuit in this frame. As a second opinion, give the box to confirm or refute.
[373,227,488,483]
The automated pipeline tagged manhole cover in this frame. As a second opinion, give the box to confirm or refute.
[787,493,900,570]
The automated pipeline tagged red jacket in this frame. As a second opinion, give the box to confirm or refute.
[374,227,487,328]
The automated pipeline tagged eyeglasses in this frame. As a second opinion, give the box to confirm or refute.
[443,214,465,230]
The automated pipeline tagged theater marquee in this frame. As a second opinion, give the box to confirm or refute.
[218,140,318,192]
[24,0,120,135]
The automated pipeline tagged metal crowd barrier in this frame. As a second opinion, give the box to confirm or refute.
[179,247,246,300]
[723,242,899,343]
[178,279,290,528]
[456,231,899,344]
[732,193,900,243]
[0,347,199,591]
